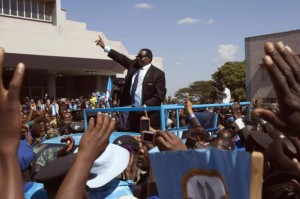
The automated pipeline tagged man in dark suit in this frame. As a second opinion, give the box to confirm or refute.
[95,36,167,132]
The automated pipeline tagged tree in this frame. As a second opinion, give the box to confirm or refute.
[174,81,214,104]
[174,87,191,104]
[211,61,246,101]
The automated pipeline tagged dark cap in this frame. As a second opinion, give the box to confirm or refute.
[34,154,76,183]
[113,135,140,152]
[248,131,273,150]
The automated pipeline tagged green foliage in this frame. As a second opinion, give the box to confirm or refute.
[174,87,191,104]
[175,81,214,104]
[173,61,246,103]
[211,61,246,101]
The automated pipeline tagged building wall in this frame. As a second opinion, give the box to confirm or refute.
[0,0,163,69]
[0,0,164,98]
[245,30,300,103]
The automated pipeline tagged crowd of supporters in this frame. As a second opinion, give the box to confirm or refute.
[2,41,300,199]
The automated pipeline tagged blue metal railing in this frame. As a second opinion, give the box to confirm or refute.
[83,102,251,132]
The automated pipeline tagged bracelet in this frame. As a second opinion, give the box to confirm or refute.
[234,118,245,130]
[189,114,195,119]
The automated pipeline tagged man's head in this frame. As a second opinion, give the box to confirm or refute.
[209,137,235,150]
[222,84,226,90]
[187,126,210,144]
[31,122,46,138]
[136,49,152,67]
[217,128,232,140]
[137,143,153,171]
[113,135,140,154]
[22,113,28,124]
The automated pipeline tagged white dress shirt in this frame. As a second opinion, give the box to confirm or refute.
[222,87,231,103]
[131,64,151,106]
[103,46,151,107]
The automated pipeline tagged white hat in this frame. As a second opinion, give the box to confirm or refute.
[86,144,130,188]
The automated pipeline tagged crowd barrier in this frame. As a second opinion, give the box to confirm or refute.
[83,102,251,133]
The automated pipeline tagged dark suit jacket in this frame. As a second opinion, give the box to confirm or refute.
[108,49,167,129]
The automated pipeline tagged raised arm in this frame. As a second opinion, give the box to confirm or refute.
[184,96,201,127]
[0,47,25,199]
[253,42,300,137]
[95,35,105,49]
[95,35,132,70]
[55,113,116,199]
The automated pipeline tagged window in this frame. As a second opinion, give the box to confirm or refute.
[24,0,30,18]
[18,0,24,17]
[38,1,43,20]
[262,98,277,103]
[0,0,54,22]
[11,0,17,16]
[3,0,9,14]
[45,2,53,21]
[31,0,37,19]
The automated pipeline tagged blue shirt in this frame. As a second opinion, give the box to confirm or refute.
[89,179,134,199]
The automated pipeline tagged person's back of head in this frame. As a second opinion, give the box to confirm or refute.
[31,122,45,138]
[209,137,235,150]
[188,126,210,144]
[217,128,231,140]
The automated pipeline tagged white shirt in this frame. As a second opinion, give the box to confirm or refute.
[222,87,231,103]
[104,46,151,106]
[131,64,151,106]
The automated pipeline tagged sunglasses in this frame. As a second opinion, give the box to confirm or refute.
[136,55,148,60]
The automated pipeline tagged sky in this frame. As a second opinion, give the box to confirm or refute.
[61,0,300,97]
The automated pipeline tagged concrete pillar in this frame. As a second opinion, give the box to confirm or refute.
[47,74,56,98]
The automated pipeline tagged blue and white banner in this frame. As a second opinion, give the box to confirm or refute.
[105,76,112,108]
[149,147,252,199]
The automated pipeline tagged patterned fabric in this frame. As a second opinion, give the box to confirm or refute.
[46,128,60,139]
[34,146,62,173]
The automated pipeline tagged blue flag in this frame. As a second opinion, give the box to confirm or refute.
[149,147,252,199]
[105,76,112,108]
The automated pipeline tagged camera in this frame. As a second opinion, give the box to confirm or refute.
[141,131,156,143]
[140,118,150,132]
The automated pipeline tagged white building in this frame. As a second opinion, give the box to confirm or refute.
[0,0,163,98]
[245,29,300,104]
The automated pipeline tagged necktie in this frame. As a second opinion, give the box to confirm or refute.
[131,69,140,104]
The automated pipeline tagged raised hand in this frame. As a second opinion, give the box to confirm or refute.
[56,113,116,199]
[58,135,75,157]
[231,100,241,119]
[0,48,25,154]
[253,42,300,137]
[0,47,25,199]
[184,95,193,115]
[95,35,105,49]
[77,112,116,162]
[155,130,187,151]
